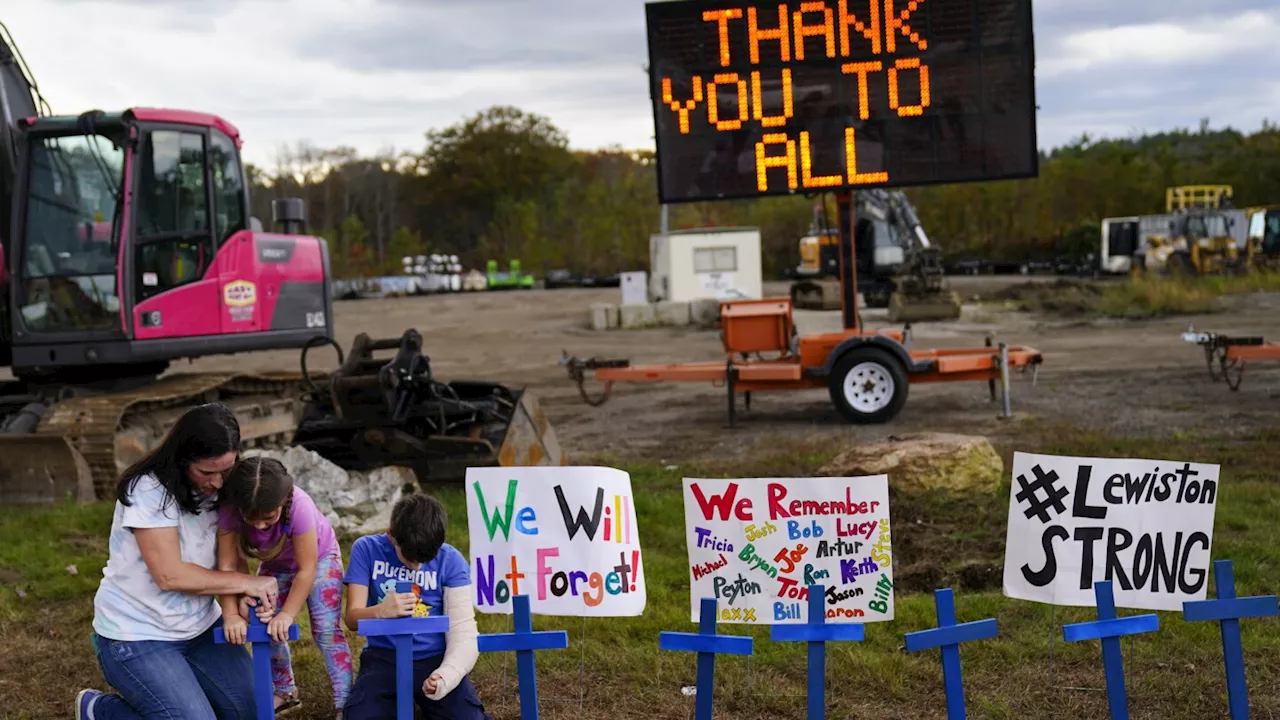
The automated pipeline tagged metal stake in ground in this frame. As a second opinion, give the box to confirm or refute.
[213,609,300,720]
[477,594,569,720]
[1062,581,1159,720]
[1182,559,1280,719]
[357,583,451,720]
[769,584,865,720]
[659,597,753,720]
[903,588,999,720]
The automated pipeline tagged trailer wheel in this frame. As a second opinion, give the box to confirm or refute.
[827,347,908,424]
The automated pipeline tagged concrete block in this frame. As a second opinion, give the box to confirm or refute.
[619,303,657,329]
[654,300,691,326]
[588,303,619,330]
[690,298,721,328]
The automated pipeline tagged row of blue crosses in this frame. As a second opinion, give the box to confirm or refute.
[214,561,1276,720]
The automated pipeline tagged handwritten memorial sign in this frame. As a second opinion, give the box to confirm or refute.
[1003,452,1220,612]
[682,476,893,624]
[466,467,645,616]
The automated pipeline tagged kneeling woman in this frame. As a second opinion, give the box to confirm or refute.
[76,403,281,719]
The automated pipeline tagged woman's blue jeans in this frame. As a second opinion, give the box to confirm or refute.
[90,621,256,719]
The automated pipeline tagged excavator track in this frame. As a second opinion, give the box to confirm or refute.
[21,372,314,497]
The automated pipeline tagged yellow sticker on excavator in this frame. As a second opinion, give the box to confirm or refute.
[223,280,257,307]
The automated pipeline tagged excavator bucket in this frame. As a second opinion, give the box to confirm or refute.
[888,290,963,323]
[495,389,565,467]
[0,434,95,504]
[290,329,566,485]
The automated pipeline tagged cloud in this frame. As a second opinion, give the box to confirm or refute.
[296,0,647,73]
[1037,10,1276,78]
[1032,7,1280,147]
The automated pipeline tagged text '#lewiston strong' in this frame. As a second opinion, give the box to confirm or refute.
[1017,461,1217,596]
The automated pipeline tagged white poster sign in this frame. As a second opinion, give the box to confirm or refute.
[681,476,893,624]
[697,271,736,298]
[466,466,645,616]
[1003,452,1220,611]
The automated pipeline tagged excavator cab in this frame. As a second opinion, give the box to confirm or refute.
[4,108,335,378]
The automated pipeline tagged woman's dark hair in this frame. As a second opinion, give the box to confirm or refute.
[220,456,295,563]
[116,402,241,515]
[389,492,447,563]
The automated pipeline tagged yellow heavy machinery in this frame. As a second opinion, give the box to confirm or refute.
[1135,185,1245,277]
[1245,204,1280,272]
[789,191,961,323]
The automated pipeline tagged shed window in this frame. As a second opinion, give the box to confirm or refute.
[694,246,737,273]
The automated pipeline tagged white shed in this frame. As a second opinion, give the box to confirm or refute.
[648,227,763,303]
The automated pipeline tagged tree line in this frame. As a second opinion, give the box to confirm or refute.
[245,107,1280,280]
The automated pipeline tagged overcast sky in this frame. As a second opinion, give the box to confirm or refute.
[5,0,1278,169]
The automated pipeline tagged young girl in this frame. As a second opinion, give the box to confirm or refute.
[217,456,353,718]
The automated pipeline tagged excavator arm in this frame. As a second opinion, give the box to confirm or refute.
[1,20,47,362]
[1,20,45,245]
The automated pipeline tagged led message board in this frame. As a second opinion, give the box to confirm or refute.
[645,0,1038,204]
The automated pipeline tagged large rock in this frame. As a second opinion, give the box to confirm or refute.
[818,433,1003,494]
[244,447,417,535]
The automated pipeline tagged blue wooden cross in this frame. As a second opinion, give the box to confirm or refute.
[903,587,999,720]
[1182,559,1280,719]
[1062,580,1160,720]
[476,594,569,720]
[357,582,451,720]
[213,608,300,720]
[769,584,865,720]
[659,597,754,720]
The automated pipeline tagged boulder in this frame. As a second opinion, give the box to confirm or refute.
[690,298,721,328]
[818,433,1003,495]
[244,447,417,534]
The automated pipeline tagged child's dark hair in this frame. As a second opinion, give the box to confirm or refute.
[221,456,295,562]
[389,493,447,563]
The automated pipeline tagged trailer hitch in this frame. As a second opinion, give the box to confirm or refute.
[560,352,630,407]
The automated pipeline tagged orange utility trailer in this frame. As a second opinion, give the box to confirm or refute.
[1183,327,1280,390]
[563,193,1044,426]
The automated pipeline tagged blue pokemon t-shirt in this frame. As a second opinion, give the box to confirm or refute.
[343,533,470,658]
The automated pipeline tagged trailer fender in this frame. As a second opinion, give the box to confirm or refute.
[815,335,928,377]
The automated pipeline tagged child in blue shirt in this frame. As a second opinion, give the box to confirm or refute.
[342,493,491,720]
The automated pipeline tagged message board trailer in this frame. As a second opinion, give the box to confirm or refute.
[561,0,1044,426]
[1003,451,1221,612]
[466,466,646,617]
[682,475,894,624]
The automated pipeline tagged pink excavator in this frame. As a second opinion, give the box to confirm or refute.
[0,22,561,502]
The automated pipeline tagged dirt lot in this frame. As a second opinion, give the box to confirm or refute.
[165,274,1280,465]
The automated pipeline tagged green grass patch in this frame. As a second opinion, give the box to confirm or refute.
[3,428,1280,718]
[989,271,1280,319]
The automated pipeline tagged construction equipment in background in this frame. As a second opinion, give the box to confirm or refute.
[1245,204,1280,272]
[485,259,535,290]
[0,22,560,502]
[789,190,962,323]
[1133,185,1246,277]
[291,329,563,485]
[564,191,1041,426]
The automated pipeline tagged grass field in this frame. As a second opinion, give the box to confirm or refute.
[991,272,1280,318]
[3,424,1280,719]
